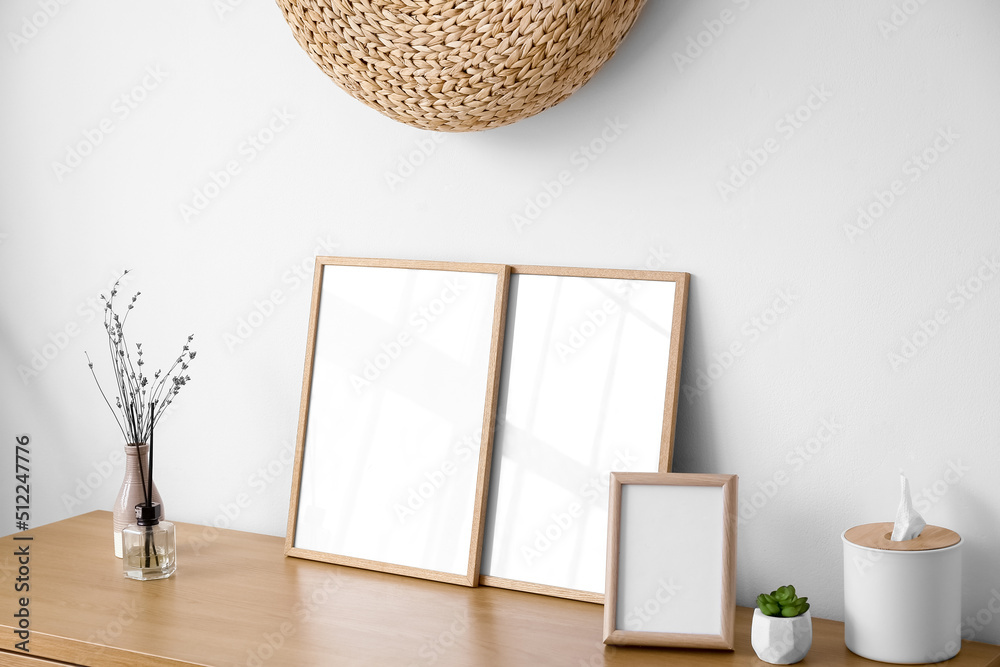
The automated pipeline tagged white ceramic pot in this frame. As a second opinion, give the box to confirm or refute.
[751,608,812,665]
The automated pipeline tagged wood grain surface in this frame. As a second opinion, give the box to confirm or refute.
[1,512,997,666]
[844,522,962,551]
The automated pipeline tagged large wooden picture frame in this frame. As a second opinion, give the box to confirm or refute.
[285,257,509,586]
[604,472,738,649]
[479,266,689,602]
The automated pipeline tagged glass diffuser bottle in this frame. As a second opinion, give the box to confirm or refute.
[121,398,175,580]
[122,501,175,580]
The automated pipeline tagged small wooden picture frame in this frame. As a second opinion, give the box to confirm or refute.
[604,472,738,649]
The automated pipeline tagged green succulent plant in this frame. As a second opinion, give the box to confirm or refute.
[756,585,810,618]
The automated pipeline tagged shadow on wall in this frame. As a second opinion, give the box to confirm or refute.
[671,274,724,475]
[958,492,1000,644]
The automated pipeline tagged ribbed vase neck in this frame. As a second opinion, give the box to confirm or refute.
[124,444,149,474]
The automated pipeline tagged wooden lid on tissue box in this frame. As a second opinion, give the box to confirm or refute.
[845,522,961,551]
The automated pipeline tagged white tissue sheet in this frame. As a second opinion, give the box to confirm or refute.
[891,473,926,541]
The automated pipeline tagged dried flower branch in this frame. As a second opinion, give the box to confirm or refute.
[85,270,197,446]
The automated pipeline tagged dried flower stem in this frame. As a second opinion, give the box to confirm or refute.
[85,270,196,447]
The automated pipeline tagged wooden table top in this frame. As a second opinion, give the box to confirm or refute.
[2,511,998,666]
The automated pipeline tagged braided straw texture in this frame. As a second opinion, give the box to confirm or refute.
[277,0,647,132]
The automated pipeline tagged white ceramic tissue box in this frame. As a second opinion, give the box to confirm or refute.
[842,522,962,664]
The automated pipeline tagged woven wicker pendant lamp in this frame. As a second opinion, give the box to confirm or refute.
[276,0,647,132]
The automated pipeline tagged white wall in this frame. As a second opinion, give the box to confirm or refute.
[2,0,999,644]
